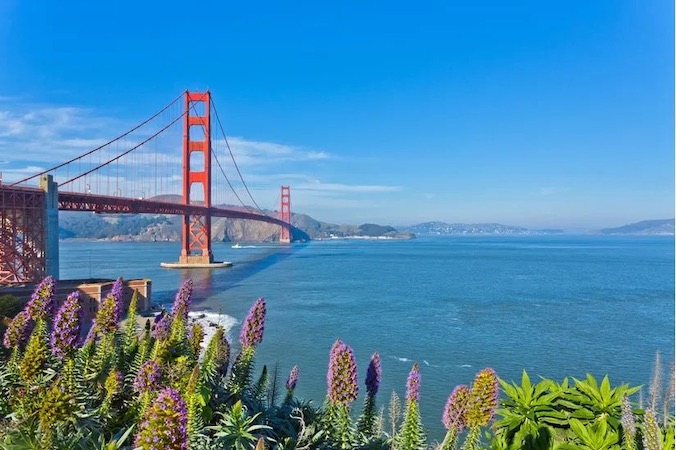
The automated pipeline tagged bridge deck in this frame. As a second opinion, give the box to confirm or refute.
[57,191,291,227]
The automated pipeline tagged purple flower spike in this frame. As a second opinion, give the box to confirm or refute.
[621,394,636,437]
[3,310,32,349]
[365,352,381,397]
[466,368,500,427]
[442,384,471,432]
[327,339,359,407]
[286,365,300,391]
[152,314,171,341]
[110,277,124,323]
[50,291,82,359]
[134,387,188,450]
[406,363,421,403]
[133,360,161,394]
[171,279,193,320]
[26,276,55,321]
[239,298,266,348]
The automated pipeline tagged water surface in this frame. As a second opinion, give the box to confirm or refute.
[60,235,675,441]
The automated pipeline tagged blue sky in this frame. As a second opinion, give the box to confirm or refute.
[0,0,673,229]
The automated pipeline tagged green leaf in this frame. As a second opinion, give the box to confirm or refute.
[500,379,519,401]
[522,371,533,403]
[599,376,611,403]
[112,426,136,449]
[557,399,584,410]
[570,408,596,420]
[624,385,642,396]
[533,380,552,400]
[569,419,589,439]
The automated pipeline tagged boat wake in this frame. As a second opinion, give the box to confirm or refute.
[392,356,438,367]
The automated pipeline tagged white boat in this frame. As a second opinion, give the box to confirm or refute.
[231,243,242,249]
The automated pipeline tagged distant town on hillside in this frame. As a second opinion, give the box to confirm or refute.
[399,222,564,236]
[401,219,674,236]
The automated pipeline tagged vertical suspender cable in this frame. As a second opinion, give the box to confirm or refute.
[210,99,267,214]
[11,92,185,186]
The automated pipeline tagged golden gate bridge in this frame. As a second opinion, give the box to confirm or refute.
[0,91,305,284]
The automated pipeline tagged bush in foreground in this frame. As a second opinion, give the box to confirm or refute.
[0,277,673,449]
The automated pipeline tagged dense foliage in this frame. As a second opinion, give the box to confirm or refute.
[59,213,171,240]
[0,278,673,449]
[0,294,21,358]
[0,294,21,321]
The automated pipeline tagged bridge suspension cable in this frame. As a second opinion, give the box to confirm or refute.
[183,100,256,215]
[60,109,188,187]
[10,90,286,225]
[212,145,259,214]
[210,98,270,217]
[10,91,186,186]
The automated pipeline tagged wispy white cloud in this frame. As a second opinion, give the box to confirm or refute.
[530,187,569,196]
[0,165,48,182]
[213,137,331,166]
[0,99,398,223]
[0,107,99,138]
[235,179,401,205]
[0,100,334,187]
[295,182,400,193]
[0,104,118,162]
[58,138,111,148]
[235,172,318,186]
[293,196,381,211]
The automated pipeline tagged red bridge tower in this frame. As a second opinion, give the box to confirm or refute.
[280,186,291,244]
[179,91,213,265]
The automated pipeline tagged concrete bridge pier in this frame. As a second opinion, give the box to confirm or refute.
[40,175,59,280]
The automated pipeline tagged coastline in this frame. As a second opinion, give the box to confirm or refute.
[129,308,239,348]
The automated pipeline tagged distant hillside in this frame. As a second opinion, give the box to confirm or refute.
[401,221,564,236]
[59,213,173,240]
[291,214,413,239]
[58,204,414,242]
[599,219,675,235]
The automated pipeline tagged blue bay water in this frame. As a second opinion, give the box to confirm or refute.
[59,235,674,442]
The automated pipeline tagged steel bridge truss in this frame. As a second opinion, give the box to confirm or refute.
[0,186,46,284]
[1,90,300,283]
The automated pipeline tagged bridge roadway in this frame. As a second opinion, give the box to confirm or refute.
[57,191,296,230]
[1,184,306,284]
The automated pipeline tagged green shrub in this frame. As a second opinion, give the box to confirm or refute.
[0,294,21,358]
[0,294,21,320]
[0,278,673,449]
